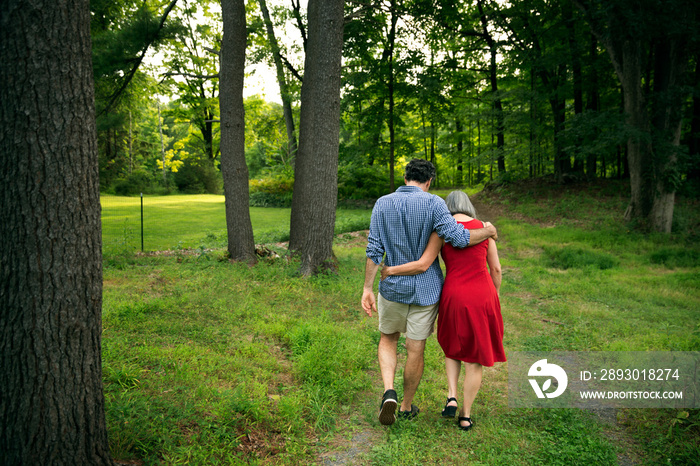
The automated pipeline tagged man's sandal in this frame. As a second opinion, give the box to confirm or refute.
[378,389,398,426]
[398,404,420,420]
[441,397,458,418]
[457,416,474,431]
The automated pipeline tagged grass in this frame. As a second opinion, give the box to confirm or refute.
[100,181,700,464]
[101,194,371,255]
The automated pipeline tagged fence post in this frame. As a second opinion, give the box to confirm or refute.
[140,193,144,252]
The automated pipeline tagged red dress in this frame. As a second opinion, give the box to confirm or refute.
[437,219,506,367]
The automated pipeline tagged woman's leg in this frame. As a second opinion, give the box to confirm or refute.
[459,363,483,427]
[445,357,460,409]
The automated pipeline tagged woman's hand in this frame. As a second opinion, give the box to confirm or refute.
[380,264,392,281]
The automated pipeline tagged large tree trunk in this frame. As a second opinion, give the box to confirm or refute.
[687,55,700,184]
[564,0,585,176]
[220,0,257,264]
[585,33,600,179]
[616,39,686,232]
[648,38,686,231]
[477,0,505,174]
[259,0,298,163]
[0,0,113,464]
[456,116,464,185]
[387,0,397,192]
[618,40,655,224]
[574,0,692,233]
[288,0,344,276]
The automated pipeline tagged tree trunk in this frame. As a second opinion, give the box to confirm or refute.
[574,0,691,232]
[288,0,344,276]
[456,116,464,186]
[549,89,569,182]
[0,0,113,464]
[564,0,585,176]
[586,33,600,179]
[477,0,505,174]
[259,0,298,163]
[220,0,257,264]
[618,40,655,224]
[387,0,397,192]
[688,54,700,183]
[158,103,167,183]
[648,38,686,232]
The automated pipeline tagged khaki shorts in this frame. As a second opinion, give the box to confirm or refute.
[377,293,439,341]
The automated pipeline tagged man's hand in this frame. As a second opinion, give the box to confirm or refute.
[467,221,498,246]
[483,221,498,241]
[362,257,381,317]
[361,289,377,317]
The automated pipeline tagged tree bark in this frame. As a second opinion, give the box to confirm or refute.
[388,0,397,192]
[0,0,113,464]
[259,0,298,163]
[456,116,464,185]
[288,0,344,276]
[220,0,257,264]
[477,0,505,174]
[564,0,585,176]
[687,54,700,183]
[574,0,692,232]
[585,33,600,179]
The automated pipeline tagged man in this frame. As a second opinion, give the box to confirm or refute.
[361,159,497,426]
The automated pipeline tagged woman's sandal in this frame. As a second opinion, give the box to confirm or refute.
[441,397,458,418]
[457,416,474,431]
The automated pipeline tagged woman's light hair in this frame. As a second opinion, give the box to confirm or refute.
[445,190,476,217]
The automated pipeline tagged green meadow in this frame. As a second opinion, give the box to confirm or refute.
[101,182,699,465]
[101,194,371,255]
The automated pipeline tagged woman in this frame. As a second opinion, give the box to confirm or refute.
[381,190,505,431]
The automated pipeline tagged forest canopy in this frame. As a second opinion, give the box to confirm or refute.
[93,0,700,231]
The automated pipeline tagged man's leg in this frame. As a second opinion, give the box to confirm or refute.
[377,332,400,425]
[378,332,400,391]
[400,337,426,411]
[400,300,438,413]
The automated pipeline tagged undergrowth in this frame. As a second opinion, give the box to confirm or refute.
[101,178,699,464]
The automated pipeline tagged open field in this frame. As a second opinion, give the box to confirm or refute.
[101,181,699,465]
[101,194,371,255]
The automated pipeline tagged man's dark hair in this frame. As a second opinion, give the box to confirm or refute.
[404,158,436,184]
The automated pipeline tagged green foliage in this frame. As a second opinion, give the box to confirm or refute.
[99,182,699,464]
[248,175,294,207]
[546,246,619,270]
[537,410,619,465]
[288,322,373,403]
[114,171,158,196]
[338,162,390,200]
[650,247,700,268]
[173,159,221,194]
[621,409,700,465]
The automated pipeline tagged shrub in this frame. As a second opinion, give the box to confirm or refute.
[249,191,292,207]
[249,176,293,207]
[173,160,221,194]
[114,171,154,196]
[337,163,390,200]
[546,246,618,270]
[650,247,700,268]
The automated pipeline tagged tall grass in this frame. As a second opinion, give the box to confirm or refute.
[101,182,699,464]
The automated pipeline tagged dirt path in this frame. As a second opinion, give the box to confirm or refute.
[318,194,644,465]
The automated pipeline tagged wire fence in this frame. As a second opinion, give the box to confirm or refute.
[101,194,232,256]
[101,194,372,256]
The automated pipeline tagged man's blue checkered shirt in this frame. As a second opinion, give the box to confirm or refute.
[366,186,471,306]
